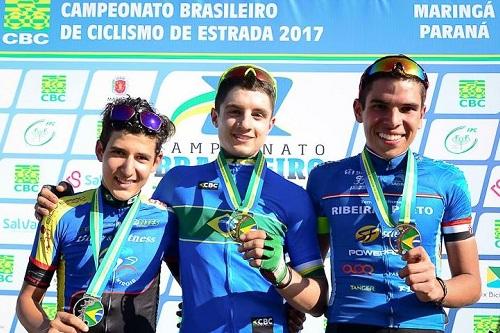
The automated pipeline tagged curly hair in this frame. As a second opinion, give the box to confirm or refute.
[99,96,175,155]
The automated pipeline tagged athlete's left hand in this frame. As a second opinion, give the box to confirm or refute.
[238,230,289,285]
[398,246,444,303]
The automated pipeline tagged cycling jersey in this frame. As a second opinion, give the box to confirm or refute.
[153,158,324,333]
[25,186,178,333]
[307,150,472,332]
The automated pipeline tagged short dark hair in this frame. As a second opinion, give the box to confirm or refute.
[358,55,428,108]
[99,96,175,155]
[214,67,276,113]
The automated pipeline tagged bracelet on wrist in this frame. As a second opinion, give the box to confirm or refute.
[434,276,447,307]
[275,266,292,289]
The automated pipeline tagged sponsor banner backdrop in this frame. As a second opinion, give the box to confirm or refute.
[0,1,499,333]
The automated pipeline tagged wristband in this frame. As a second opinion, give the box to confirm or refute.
[275,266,292,289]
[434,276,447,306]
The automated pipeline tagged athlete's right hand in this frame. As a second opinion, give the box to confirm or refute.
[34,181,73,221]
[46,311,88,333]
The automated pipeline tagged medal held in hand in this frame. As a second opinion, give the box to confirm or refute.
[228,212,257,242]
[389,224,422,255]
[73,295,105,327]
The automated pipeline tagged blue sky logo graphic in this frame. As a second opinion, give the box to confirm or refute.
[170,75,292,136]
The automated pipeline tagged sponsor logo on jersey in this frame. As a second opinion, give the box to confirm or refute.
[24,119,56,146]
[348,248,397,257]
[486,266,500,288]
[252,317,273,333]
[14,164,40,192]
[349,284,375,292]
[342,263,374,275]
[398,285,411,292]
[459,80,486,108]
[344,168,361,176]
[355,225,380,244]
[473,314,500,333]
[115,256,139,287]
[444,126,478,154]
[112,77,127,95]
[134,219,160,227]
[197,181,219,190]
[0,255,14,283]
[41,75,66,102]
[127,234,156,243]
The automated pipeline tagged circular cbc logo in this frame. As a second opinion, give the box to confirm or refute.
[24,119,56,146]
[444,125,478,154]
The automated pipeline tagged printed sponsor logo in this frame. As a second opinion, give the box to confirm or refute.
[399,285,411,292]
[349,284,375,292]
[2,217,37,231]
[459,80,486,108]
[490,179,500,198]
[0,255,14,283]
[473,314,500,333]
[24,119,56,146]
[2,0,50,45]
[444,126,478,154]
[486,266,500,288]
[495,220,500,249]
[342,263,374,275]
[41,75,66,102]
[355,225,380,244]
[252,317,273,333]
[112,77,127,95]
[65,170,101,189]
[133,219,160,227]
[348,248,397,257]
[197,181,219,190]
[14,164,40,192]
[115,256,139,287]
[127,235,156,243]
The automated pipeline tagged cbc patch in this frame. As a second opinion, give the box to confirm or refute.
[197,181,219,190]
[252,317,273,333]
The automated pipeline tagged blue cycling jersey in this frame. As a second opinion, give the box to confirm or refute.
[307,150,472,331]
[25,187,178,333]
[153,158,324,333]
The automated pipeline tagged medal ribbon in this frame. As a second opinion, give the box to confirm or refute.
[360,148,417,227]
[87,186,141,298]
[215,151,266,215]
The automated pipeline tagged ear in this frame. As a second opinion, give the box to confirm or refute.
[95,140,104,162]
[353,99,363,123]
[210,107,218,128]
[267,116,276,133]
[418,105,427,129]
[152,152,163,173]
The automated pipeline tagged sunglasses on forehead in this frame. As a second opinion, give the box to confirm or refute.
[218,64,277,95]
[360,55,429,89]
[110,104,163,132]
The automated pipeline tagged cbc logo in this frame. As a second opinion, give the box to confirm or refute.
[198,181,219,190]
[342,263,375,275]
[252,317,273,327]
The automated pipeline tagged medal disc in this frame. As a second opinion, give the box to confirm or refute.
[229,213,256,241]
[73,295,104,327]
[397,224,422,254]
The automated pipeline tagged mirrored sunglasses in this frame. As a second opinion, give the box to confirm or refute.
[218,64,277,95]
[361,55,429,89]
[110,104,163,132]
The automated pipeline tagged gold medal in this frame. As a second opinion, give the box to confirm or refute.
[228,213,256,241]
[389,224,421,255]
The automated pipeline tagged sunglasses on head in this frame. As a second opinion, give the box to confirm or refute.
[218,64,277,95]
[360,55,429,90]
[110,104,163,132]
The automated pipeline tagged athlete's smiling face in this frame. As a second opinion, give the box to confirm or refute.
[354,77,426,159]
[211,87,275,158]
[96,131,162,201]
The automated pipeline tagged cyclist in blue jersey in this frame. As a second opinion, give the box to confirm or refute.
[17,96,177,333]
[33,65,327,333]
[307,55,481,333]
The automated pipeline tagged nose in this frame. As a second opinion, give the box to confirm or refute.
[385,107,402,127]
[237,111,252,129]
[120,157,135,177]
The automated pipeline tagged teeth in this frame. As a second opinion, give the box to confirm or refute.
[379,133,402,141]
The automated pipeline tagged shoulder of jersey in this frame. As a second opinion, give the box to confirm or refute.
[417,154,464,176]
[45,189,94,223]
[311,156,354,172]
[144,197,170,210]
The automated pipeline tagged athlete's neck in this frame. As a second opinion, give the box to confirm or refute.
[220,149,258,165]
[100,184,139,207]
[364,146,408,171]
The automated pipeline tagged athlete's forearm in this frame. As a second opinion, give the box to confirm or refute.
[16,289,50,332]
[277,269,328,317]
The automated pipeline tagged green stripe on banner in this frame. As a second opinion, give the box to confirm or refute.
[0,52,500,61]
